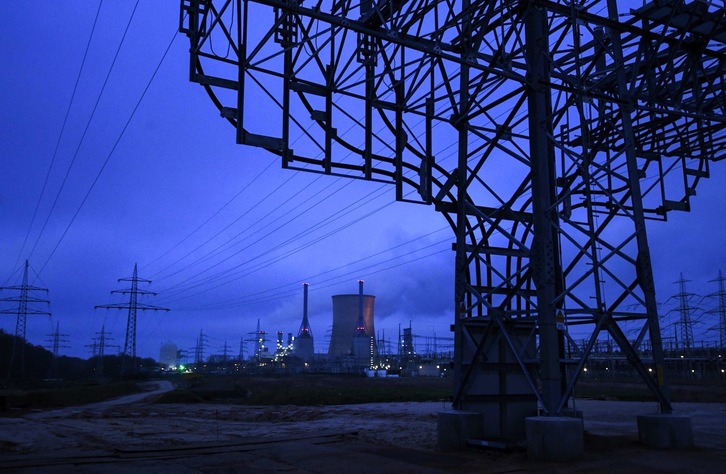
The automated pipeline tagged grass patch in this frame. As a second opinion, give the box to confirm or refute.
[0,381,142,414]
[575,380,726,403]
[155,374,451,406]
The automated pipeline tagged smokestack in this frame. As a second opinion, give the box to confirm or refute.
[358,279,364,328]
[295,283,315,361]
[355,280,367,335]
[304,282,309,322]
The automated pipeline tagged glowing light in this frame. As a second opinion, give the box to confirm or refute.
[648,368,653,372]
[583,367,588,372]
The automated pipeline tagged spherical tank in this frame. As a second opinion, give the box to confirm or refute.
[329,294,375,357]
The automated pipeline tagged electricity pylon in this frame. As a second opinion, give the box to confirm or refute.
[87,325,118,376]
[95,263,169,374]
[0,260,50,378]
[668,273,698,354]
[45,321,69,379]
[181,0,726,440]
[705,270,726,349]
[194,329,209,365]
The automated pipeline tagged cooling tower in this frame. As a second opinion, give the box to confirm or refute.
[329,293,376,357]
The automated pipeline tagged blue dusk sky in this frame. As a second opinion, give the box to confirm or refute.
[1,1,724,360]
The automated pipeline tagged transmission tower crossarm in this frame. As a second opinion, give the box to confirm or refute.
[110,288,159,296]
[96,302,170,311]
[0,285,50,292]
[228,0,525,81]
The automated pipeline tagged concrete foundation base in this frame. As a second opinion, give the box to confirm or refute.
[637,414,693,449]
[525,416,584,461]
[437,410,483,452]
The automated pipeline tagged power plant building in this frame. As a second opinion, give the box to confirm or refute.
[159,341,178,368]
[329,292,376,357]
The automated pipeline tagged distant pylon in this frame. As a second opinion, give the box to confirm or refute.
[45,321,69,379]
[194,329,208,365]
[0,260,51,378]
[222,340,229,364]
[706,270,726,349]
[93,325,117,376]
[671,273,696,354]
[96,324,114,358]
[95,263,169,375]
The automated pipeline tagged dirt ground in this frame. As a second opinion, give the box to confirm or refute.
[0,381,725,472]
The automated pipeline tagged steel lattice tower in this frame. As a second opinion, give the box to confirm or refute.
[96,264,169,374]
[181,0,726,440]
[0,260,50,378]
[707,270,726,349]
[671,273,696,353]
[45,321,69,379]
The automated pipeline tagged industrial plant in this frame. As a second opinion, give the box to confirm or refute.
[167,280,453,378]
[160,275,726,384]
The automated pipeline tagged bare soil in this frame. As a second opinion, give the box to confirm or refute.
[0,378,724,472]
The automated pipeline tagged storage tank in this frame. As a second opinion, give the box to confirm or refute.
[328,290,376,357]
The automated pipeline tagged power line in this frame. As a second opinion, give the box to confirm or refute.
[142,158,278,275]
[27,0,142,265]
[8,0,106,283]
[35,27,180,277]
[174,236,450,311]
[151,171,308,284]
[145,77,458,292]
[155,175,356,293]
[156,190,395,302]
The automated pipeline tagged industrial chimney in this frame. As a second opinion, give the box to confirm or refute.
[294,283,315,361]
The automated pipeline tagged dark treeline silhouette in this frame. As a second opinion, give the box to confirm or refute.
[0,330,158,387]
